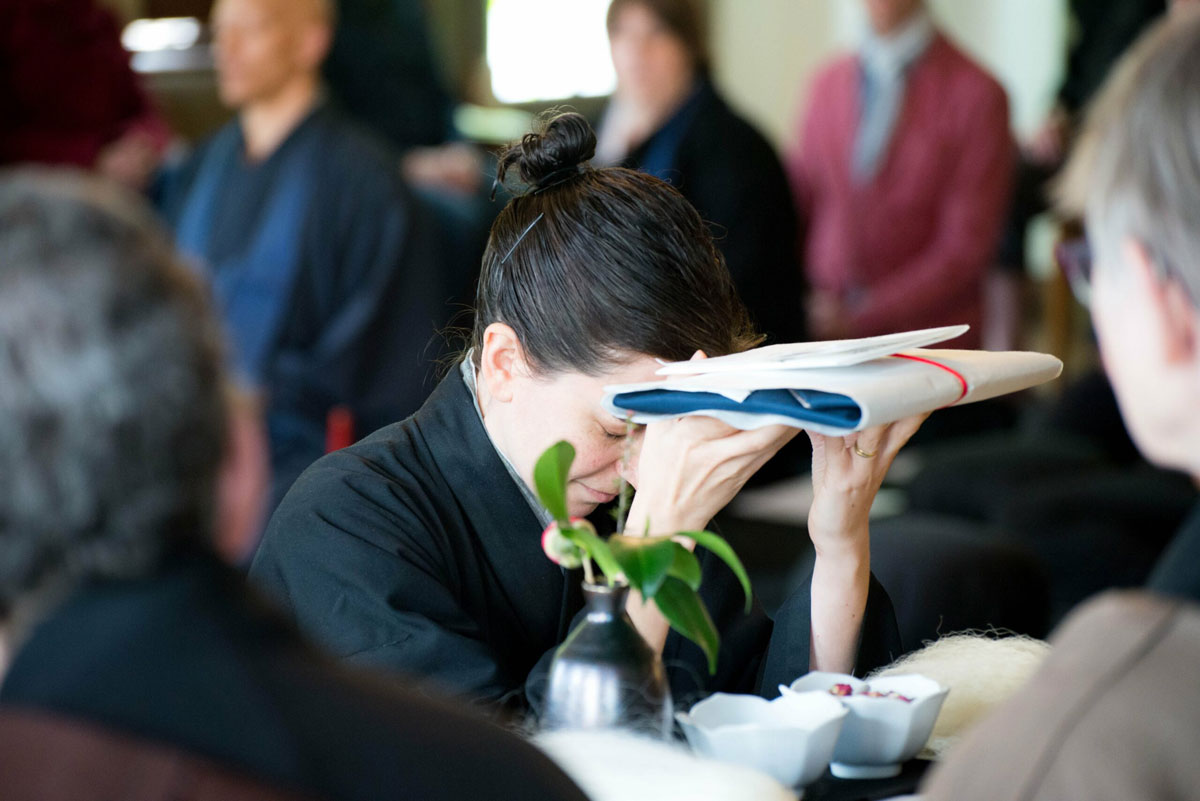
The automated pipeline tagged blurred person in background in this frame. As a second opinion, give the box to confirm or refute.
[788,0,1013,349]
[323,0,490,199]
[322,0,455,155]
[0,0,171,190]
[596,0,805,346]
[0,168,588,801]
[158,0,454,511]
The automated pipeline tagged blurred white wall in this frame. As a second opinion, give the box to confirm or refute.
[710,0,1069,151]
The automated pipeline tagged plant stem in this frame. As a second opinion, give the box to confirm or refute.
[582,556,595,585]
[615,413,634,535]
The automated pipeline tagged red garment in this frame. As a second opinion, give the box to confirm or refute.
[788,34,1014,349]
[0,0,169,169]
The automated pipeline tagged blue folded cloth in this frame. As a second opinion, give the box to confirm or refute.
[610,388,863,428]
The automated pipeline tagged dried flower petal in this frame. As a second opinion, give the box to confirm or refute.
[830,683,915,703]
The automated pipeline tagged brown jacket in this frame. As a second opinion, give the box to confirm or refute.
[0,709,317,801]
[921,590,1200,800]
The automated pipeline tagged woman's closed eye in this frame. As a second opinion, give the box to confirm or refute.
[601,425,627,440]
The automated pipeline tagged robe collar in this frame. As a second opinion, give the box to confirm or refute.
[458,355,551,527]
[414,368,581,649]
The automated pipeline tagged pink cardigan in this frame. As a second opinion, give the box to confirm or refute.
[788,34,1014,349]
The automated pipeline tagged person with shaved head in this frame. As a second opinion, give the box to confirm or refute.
[158,0,453,512]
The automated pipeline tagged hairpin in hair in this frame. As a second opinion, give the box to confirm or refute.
[489,164,585,201]
[499,212,544,264]
[532,165,585,194]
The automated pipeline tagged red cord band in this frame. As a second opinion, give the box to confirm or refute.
[890,353,969,405]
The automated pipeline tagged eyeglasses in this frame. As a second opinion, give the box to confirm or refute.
[1054,236,1092,307]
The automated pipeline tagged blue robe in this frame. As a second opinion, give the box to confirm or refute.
[158,104,458,506]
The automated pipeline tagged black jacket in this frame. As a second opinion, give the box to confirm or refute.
[0,547,587,801]
[623,81,806,345]
[251,367,901,712]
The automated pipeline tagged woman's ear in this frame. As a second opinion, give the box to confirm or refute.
[1125,238,1199,366]
[479,322,528,404]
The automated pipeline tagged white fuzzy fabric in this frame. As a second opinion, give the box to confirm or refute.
[869,632,1052,759]
[534,730,798,801]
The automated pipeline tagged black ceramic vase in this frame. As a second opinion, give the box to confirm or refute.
[542,582,673,738]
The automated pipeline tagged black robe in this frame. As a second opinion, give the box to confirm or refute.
[251,368,901,712]
[0,546,587,801]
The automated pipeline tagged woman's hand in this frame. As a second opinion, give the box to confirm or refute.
[807,413,929,673]
[621,413,796,653]
[623,415,799,536]
[622,350,799,537]
[807,413,929,557]
[618,350,797,651]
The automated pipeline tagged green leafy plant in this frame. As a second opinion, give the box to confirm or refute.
[535,440,752,674]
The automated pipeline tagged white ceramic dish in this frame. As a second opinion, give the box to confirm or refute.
[676,691,848,789]
[782,671,949,779]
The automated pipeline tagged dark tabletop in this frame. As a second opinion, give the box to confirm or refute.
[803,760,931,801]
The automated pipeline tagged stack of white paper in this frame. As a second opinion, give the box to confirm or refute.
[602,326,1063,436]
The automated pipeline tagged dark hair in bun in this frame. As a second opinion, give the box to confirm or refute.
[473,110,758,375]
[494,111,596,191]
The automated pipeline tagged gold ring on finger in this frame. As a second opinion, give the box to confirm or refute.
[853,443,877,459]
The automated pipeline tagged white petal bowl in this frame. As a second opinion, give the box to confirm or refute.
[782,671,949,779]
[676,691,848,789]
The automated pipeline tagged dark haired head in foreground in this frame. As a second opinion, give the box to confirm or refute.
[0,168,587,801]
[0,170,230,617]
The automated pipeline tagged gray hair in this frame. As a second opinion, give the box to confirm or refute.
[1056,10,1200,303]
[0,169,228,618]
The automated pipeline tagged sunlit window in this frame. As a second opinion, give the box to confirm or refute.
[121,17,203,52]
[487,0,616,104]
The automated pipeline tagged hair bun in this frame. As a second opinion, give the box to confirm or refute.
[496,111,597,191]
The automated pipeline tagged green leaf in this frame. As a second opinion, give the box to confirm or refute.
[562,526,623,584]
[608,535,677,600]
[533,441,574,524]
[677,530,753,613]
[667,543,702,590]
[654,576,720,674]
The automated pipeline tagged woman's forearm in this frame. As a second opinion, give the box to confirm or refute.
[625,589,672,654]
[809,536,870,674]
[621,492,699,654]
